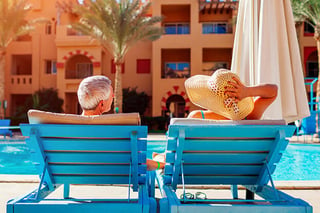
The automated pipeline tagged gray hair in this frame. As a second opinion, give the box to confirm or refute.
[77,75,112,110]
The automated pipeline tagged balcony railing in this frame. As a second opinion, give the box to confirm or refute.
[202,22,233,34]
[164,23,190,35]
[11,75,32,86]
[67,28,85,36]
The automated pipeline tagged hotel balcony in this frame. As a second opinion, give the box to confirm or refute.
[157,2,236,49]
[9,75,33,94]
[55,25,100,47]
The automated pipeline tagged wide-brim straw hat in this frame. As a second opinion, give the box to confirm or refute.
[185,69,254,120]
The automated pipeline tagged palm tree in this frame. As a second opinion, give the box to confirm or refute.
[0,0,36,104]
[72,0,163,113]
[290,0,320,98]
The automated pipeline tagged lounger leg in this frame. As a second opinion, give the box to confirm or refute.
[147,171,156,198]
[64,184,70,199]
[231,185,238,199]
[246,189,254,199]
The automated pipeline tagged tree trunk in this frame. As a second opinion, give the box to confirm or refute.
[314,33,320,133]
[315,32,320,99]
[0,51,5,119]
[0,51,5,107]
[114,62,123,113]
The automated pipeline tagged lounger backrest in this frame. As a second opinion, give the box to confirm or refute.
[163,119,295,190]
[20,110,147,192]
[20,124,147,191]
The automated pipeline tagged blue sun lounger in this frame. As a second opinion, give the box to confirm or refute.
[0,119,13,138]
[156,118,313,213]
[7,110,156,213]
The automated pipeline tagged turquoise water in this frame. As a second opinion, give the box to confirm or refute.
[272,144,320,180]
[0,142,319,180]
[0,143,36,174]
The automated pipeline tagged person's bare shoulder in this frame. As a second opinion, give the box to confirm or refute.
[187,110,202,119]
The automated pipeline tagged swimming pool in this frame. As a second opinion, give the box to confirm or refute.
[1,142,319,180]
[0,143,36,174]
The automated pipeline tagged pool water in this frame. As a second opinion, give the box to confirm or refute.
[0,143,36,174]
[272,144,320,180]
[1,142,319,180]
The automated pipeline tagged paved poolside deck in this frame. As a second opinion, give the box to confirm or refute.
[0,175,319,213]
[290,134,320,144]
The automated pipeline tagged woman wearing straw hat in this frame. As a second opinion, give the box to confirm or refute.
[185,69,278,120]
[150,69,277,170]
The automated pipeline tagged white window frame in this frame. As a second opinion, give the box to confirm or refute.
[164,62,190,78]
[45,60,57,74]
[202,22,229,34]
[164,23,190,35]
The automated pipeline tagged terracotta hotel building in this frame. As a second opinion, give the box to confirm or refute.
[3,0,318,118]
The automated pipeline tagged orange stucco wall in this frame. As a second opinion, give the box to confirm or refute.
[2,0,317,119]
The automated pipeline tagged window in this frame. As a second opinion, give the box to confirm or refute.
[304,22,314,36]
[202,23,229,34]
[67,28,84,36]
[76,63,93,78]
[45,60,57,74]
[202,62,228,73]
[45,23,52,35]
[306,61,319,78]
[164,62,190,78]
[11,55,32,75]
[137,59,151,74]
[164,23,190,34]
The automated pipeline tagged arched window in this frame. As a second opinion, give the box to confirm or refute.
[65,55,93,79]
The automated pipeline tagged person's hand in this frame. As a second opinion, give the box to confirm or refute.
[224,77,248,101]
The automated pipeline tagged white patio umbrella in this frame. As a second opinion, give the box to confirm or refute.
[231,0,310,123]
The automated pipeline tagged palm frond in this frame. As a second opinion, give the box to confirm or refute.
[72,0,163,62]
[291,0,307,23]
[71,0,163,112]
[291,0,320,29]
[0,0,43,48]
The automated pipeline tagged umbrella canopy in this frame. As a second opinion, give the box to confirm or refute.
[231,0,310,123]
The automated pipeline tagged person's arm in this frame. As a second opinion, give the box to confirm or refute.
[225,77,278,119]
[245,84,278,99]
[225,77,277,101]
[187,110,202,119]
[146,159,165,171]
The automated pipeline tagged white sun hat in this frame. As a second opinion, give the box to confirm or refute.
[185,69,254,120]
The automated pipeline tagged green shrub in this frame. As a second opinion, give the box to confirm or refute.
[122,87,149,116]
[11,88,63,125]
